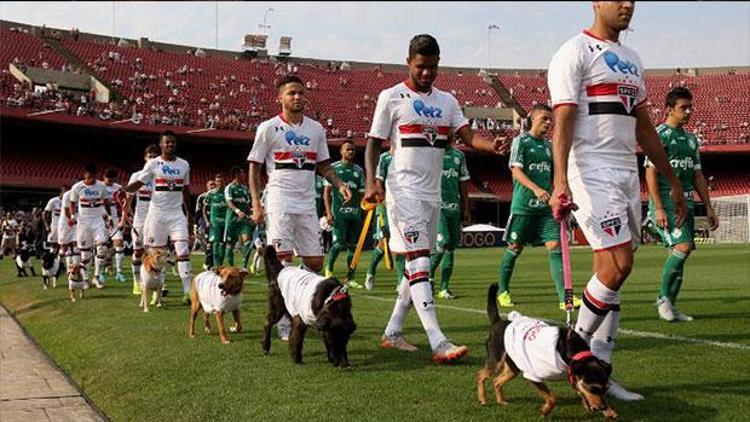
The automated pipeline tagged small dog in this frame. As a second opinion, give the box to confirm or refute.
[41,250,61,289]
[139,247,169,312]
[261,246,356,368]
[15,247,36,277]
[477,284,617,419]
[67,263,89,302]
[189,267,247,344]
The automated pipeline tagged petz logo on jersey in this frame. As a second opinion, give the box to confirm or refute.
[162,165,181,176]
[284,130,310,146]
[603,51,640,77]
[618,85,638,113]
[600,213,623,238]
[413,100,443,118]
[83,188,98,196]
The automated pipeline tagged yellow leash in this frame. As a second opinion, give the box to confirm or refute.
[346,198,378,281]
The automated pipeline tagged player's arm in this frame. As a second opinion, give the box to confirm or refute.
[318,159,351,203]
[635,107,686,227]
[455,125,508,155]
[511,166,550,204]
[550,105,577,211]
[694,169,718,230]
[182,185,193,226]
[43,210,51,233]
[364,137,385,203]
[248,162,264,225]
[124,180,144,193]
[202,195,211,229]
[645,165,668,229]
[323,184,334,224]
[68,190,78,225]
[122,192,133,221]
[225,186,246,220]
[459,180,471,225]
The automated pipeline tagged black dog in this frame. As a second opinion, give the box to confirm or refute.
[15,247,36,277]
[261,246,356,368]
[41,250,62,289]
[477,284,617,419]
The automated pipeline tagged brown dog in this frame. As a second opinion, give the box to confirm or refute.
[477,284,617,419]
[140,247,169,312]
[67,262,88,302]
[188,267,247,345]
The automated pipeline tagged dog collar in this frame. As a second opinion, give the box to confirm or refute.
[324,285,349,305]
[567,351,595,388]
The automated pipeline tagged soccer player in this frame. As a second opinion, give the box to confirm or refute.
[224,165,254,268]
[43,186,66,256]
[58,185,80,267]
[103,168,126,282]
[323,140,365,286]
[429,143,470,300]
[364,34,505,362]
[364,150,394,291]
[124,144,160,295]
[204,174,227,267]
[645,87,719,322]
[495,104,582,310]
[548,1,687,400]
[70,164,112,287]
[125,131,194,305]
[315,174,332,253]
[1,212,19,256]
[195,179,216,270]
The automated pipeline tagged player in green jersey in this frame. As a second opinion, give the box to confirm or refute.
[429,145,470,300]
[323,140,365,287]
[496,104,581,310]
[315,174,332,252]
[645,87,719,322]
[364,150,394,291]
[203,173,227,268]
[224,165,254,268]
[196,179,216,271]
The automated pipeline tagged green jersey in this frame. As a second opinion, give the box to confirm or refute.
[315,175,326,218]
[645,124,702,208]
[325,161,364,216]
[509,132,553,215]
[224,181,251,217]
[440,148,470,212]
[376,151,392,183]
[205,189,227,222]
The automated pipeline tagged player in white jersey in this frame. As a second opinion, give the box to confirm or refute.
[103,169,126,282]
[547,1,687,401]
[58,186,80,267]
[69,164,113,287]
[364,34,506,364]
[248,75,351,341]
[123,144,160,295]
[125,131,193,305]
[43,186,66,255]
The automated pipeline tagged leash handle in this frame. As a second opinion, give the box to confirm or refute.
[379,207,393,270]
[347,206,375,281]
[560,216,574,326]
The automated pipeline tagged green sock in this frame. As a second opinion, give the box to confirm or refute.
[548,248,565,302]
[669,255,688,304]
[497,249,518,293]
[326,242,343,273]
[240,240,253,268]
[395,255,406,287]
[346,249,355,278]
[430,250,443,280]
[213,242,224,267]
[440,250,454,291]
[660,250,687,299]
[368,246,384,276]
[225,245,235,266]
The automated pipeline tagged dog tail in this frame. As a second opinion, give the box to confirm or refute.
[262,245,284,284]
[487,283,501,324]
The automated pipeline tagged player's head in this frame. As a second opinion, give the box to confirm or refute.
[340,140,355,162]
[665,87,693,127]
[276,75,306,114]
[104,168,117,184]
[83,163,97,183]
[407,34,440,92]
[529,104,553,137]
[206,179,216,191]
[159,130,177,156]
[144,144,160,161]
[230,165,245,181]
[593,1,634,33]
[214,173,225,189]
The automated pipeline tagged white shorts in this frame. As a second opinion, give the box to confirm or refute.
[569,168,641,251]
[132,221,145,250]
[385,192,440,255]
[143,210,188,247]
[109,217,123,241]
[57,223,76,245]
[266,213,322,257]
[76,219,109,249]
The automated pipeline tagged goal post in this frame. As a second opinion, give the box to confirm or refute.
[711,194,750,243]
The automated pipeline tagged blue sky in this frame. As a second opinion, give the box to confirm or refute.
[2,1,748,69]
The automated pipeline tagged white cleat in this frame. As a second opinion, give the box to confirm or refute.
[672,307,694,322]
[656,296,675,322]
[607,380,644,401]
[365,273,375,291]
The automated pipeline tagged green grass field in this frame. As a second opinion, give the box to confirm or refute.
[1,244,749,421]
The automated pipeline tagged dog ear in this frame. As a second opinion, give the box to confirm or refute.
[214,266,225,275]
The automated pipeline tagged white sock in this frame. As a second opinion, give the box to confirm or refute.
[591,309,620,363]
[115,247,124,273]
[80,249,92,280]
[177,260,192,294]
[384,275,412,337]
[253,251,262,271]
[131,260,141,285]
[406,256,446,350]
[575,274,620,343]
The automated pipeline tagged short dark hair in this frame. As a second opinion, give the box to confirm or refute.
[341,139,354,147]
[214,173,225,180]
[144,144,161,156]
[529,103,552,115]
[104,168,117,179]
[229,165,244,176]
[665,87,693,108]
[84,163,97,175]
[409,34,440,58]
[160,130,177,140]
[276,75,304,91]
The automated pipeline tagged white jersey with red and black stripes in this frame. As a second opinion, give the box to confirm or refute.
[44,196,62,232]
[127,171,152,225]
[137,157,189,212]
[247,114,330,215]
[368,81,468,203]
[104,182,123,220]
[548,30,648,178]
[70,180,108,221]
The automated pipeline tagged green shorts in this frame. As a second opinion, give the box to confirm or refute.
[436,210,462,252]
[224,217,254,244]
[503,212,560,246]
[208,218,226,243]
[648,205,695,247]
[332,213,362,247]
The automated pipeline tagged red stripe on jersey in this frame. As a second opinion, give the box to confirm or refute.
[273,151,318,160]
[586,83,618,96]
[398,124,451,135]
[154,178,184,184]
[553,103,577,109]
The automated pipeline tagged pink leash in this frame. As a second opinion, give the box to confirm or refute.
[554,194,578,327]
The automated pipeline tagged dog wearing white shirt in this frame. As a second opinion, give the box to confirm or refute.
[188,267,247,345]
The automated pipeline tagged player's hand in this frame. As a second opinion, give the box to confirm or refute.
[670,185,687,228]
[117,219,125,229]
[252,204,264,225]
[707,208,719,231]
[326,212,333,226]
[237,210,247,220]
[533,188,551,204]
[550,185,576,221]
[491,135,509,155]
[654,208,668,229]
[364,182,384,204]
[339,184,352,204]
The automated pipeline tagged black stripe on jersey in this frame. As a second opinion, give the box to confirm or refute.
[401,137,449,149]
[274,162,316,171]
[588,102,636,117]
[154,186,184,192]
[79,203,102,208]
[136,196,151,201]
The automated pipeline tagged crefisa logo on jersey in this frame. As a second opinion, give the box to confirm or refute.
[603,51,640,77]
[284,130,310,146]
[413,100,443,118]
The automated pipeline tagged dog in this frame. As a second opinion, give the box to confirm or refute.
[189,267,247,345]
[477,284,617,419]
[139,247,169,312]
[67,262,89,302]
[15,246,36,277]
[261,246,356,368]
[41,250,62,289]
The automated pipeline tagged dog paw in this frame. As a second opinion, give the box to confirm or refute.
[229,326,239,333]
[189,334,195,339]
[602,408,618,420]
[204,327,211,333]
[497,400,508,406]
[156,303,162,308]
[221,339,231,345]
[143,308,149,313]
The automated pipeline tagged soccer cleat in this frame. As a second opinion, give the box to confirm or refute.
[150,292,158,306]
[559,295,583,310]
[656,296,676,322]
[672,307,694,322]
[324,269,334,278]
[94,275,105,289]
[248,262,257,275]
[202,263,210,271]
[607,380,644,401]
[497,291,515,307]
[364,273,375,291]
[115,272,126,283]
[381,334,418,352]
[132,282,141,295]
[437,289,456,300]
[181,293,191,305]
[432,340,469,364]
[346,280,364,289]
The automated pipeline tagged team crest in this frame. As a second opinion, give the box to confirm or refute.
[403,228,420,244]
[291,147,306,168]
[423,126,438,145]
[600,215,623,238]
[618,85,638,114]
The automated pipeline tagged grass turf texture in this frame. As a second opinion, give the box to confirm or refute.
[1,244,749,421]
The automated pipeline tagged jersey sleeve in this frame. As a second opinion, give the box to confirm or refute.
[138,159,156,185]
[126,173,138,197]
[44,198,55,212]
[634,53,648,107]
[69,183,80,204]
[548,40,584,108]
[508,138,524,169]
[449,95,469,130]
[459,153,471,182]
[183,161,190,186]
[368,90,393,141]
[248,122,270,164]
[224,185,233,202]
[316,125,331,163]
